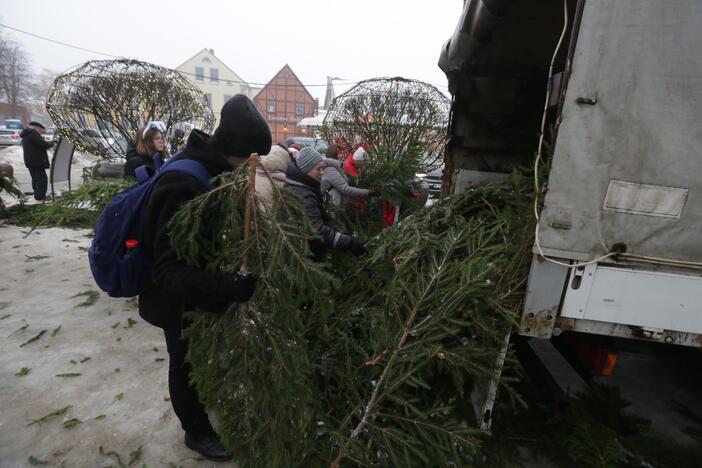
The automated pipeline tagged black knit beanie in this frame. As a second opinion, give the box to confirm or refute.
[208,95,272,157]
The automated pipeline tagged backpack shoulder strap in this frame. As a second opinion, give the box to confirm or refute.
[134,165,151,184]
[160,159,213,189]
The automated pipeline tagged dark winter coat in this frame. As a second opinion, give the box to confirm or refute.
[20,127,53,168]
[123,141,164,178]
[284,163,352,260]
[138,129,244,329]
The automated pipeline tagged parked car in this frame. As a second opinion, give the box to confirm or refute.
[78,129,120,155]
[418,168,443,199]
[0,128,21,146]
[91,161,126,179]
[3,119,23,130]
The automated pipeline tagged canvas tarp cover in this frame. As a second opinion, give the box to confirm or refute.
[538,0,702,263]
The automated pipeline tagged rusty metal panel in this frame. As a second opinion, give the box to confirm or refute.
[555,317,702,349]
[520,255,570,338]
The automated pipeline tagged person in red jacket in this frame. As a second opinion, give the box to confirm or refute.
[343,146,366,177]
[343,147,368,213]
[344,146,399,228]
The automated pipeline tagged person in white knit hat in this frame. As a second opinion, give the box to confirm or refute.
[343,146,367,177]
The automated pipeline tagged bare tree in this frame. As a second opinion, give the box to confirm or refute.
[30,68,57,102]
[0,34,33,114]
[26,68,57,124]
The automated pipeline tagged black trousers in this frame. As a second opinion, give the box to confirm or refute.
[163,326,215,438]
[27,167,48,200]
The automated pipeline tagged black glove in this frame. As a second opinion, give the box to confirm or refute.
[348,238,368,257]
[226,271,257,303]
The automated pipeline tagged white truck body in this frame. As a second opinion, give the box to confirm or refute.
[520,0,702,348]
[440,0,702,428]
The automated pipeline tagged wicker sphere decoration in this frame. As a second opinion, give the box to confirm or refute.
[322,77,450,170]
[46,58,215,159]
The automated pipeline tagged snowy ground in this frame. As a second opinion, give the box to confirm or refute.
[0,146,97,206]
[0,224,236,467]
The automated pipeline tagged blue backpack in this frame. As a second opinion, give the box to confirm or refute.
[88,158,212,297]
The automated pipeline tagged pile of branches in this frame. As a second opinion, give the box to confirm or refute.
[0,171,24,201]
[172,162,536,467]
[0,178,131,229]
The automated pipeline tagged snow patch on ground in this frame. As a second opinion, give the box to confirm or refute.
[0,146,99,206]
[0,225,234,466]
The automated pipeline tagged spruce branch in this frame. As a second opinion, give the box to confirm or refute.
[241,153,258,273]
[330,230,463,467]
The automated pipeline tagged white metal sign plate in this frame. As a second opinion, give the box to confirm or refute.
[603,180,687,218]
[561,265,702,334]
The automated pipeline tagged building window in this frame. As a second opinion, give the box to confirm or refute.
[195,67,204,82]
[267,101,276,113]
[210,68,219,84]
[295,103,305,115]
[205,93,212,106]
[223,95,232,103]
[202,57,211,63]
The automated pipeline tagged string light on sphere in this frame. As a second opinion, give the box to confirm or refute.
[46,58,215,160]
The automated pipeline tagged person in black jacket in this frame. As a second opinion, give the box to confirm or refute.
[284,147,367,260]
[20,121,54,200]
[139,95,271,461]
[124,121,169,178]
[122,128,145,178]
[170,128,185,154]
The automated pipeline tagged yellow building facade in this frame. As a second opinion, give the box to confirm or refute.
[176,48,260,124]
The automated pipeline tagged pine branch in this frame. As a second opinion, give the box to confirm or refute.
[330,230,464,467]
[377,412,481,449]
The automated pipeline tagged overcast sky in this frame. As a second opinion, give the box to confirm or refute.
[1,0,461,101]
